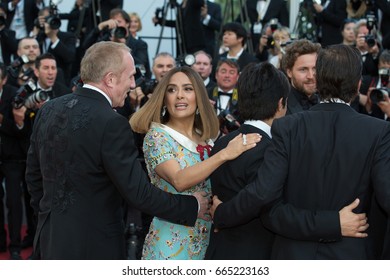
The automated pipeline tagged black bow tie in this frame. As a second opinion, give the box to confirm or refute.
[301,94,319,110]
[40,89,53,99]
[218,91,231,97]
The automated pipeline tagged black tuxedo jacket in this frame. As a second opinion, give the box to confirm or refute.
[0,28,18,65]
[203,1,222,58]
[126,36,151,79]
[237,0,289,49]
[214,103,390,259]
[163,0,205,55]
[218,51,258,73]
[0,84,31,160]
[316,0,346,46]
[205,124,274,259]
[5,0,40,35]
[237,0,289,28]
[376,0,390,38]
[45,31,77,83]
[26,87,198,259]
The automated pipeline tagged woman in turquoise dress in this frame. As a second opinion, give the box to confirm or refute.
[130,66,260,260]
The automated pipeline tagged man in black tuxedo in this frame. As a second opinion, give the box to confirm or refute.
[281,39,321,115]
[237,0,289,50]
[216,22,258,75]
[207,61,369,259]
[0,63,31,259]
[211,45,390,259]
[206,62,288,259]
[201,0,222,58]
[32,7,77,85]
[25,41,209,260]
[5,0,42,39]
[33,53,69,101]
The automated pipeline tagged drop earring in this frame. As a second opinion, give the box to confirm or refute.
[161,106,166,117]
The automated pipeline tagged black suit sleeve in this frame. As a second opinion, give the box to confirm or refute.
[213,120,286,229]
[26,109,44,214]
[260,200,341,241]
[319,0,346,27]
[205,3,222,32]
[51,32,77,64]
[102,116,199,227]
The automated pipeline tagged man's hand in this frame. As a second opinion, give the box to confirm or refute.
[193,191,211,221]
[210,195,222,220]
[12,106,27,127]
[339,198,369,238]
[313,3,323,13]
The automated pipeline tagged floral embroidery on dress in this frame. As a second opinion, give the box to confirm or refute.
[141,126,211,260]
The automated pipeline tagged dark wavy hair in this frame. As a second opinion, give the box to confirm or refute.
[238,62,289,121]
[316,45,362,102]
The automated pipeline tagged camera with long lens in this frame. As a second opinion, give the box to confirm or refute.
[101,26,127,41]
[266,36,275,49]
[34,0,61,30]
[218,109,241,133]
[370,87,390,104]
[6,55,29,79]
[363,12,377,48]
[13,78,49,109]
[364,34,376,48]
[176,54,195,67]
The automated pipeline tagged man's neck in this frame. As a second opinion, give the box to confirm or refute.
[228,46,243,57]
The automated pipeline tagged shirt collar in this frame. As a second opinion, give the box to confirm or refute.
[244,120,272,138]
[320,98,350,106]
[83,84,112,107]
[227,48,244,60]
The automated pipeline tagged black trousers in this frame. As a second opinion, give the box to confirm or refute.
[0,175,6,249]
[0,160,26,253]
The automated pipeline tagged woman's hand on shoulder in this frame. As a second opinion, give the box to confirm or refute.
[220,133,261,161]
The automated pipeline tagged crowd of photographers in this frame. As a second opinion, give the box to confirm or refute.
[0,0,389,260]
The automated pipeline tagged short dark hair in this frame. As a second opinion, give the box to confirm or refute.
[35,53,57,69]
[216,58,240,73]
[281,39,321,72]
[222,22,248,46]
[110,8,130,23]
[238,62,289,121]
[316,45,362,102]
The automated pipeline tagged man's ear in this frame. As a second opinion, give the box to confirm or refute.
[103,72,115,87]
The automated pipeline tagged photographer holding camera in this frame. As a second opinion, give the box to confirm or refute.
[31,6,76,85]
[354,17,381,78]
[82,8,150,80]
[360,50,390,120]
[208,58,241,136]
[0,62,32,259]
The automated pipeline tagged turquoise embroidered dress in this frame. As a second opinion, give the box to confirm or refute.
[141,123,212,260]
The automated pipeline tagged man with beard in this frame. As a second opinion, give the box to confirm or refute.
[281,39,321,115]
